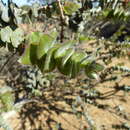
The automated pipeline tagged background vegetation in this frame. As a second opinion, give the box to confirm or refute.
[0,0,130,129]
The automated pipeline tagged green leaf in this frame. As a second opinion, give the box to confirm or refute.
[92,63,104,72]
[85,62,104,79]
[70,62,81,78]
[19,45,32,65]
[57,59,80,78]
[81,55,95,67]
[11,28,24,48]
[70,52,88,77]
[57,59,72,76]
[71,51,87,64]
[28,32,42,45]
[37,55,46,72]
[86,71,99,80]
[85,64,95,79]
[30,44,38,65]
[37,34,56,59]
[70,51,91,67]
[54,40,76,59]
[43,46,58,72]
[0,26,12,43]
[62,48,75,67]
[63,1,80,15]
[50,30,58,39]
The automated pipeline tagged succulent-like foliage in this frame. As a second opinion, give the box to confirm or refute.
[19,31,104,78]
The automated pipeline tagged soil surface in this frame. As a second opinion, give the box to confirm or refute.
[0,55,130,130]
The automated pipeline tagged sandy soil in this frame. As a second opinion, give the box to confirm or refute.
[0,58,130,130]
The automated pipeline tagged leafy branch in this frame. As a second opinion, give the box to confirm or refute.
[18,31,104,79]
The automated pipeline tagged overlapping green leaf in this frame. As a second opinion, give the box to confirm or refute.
[30,44,38,65]
[19,45,32,65]
[54,40,76,59]
[28,32,42,45]
[92,63,104,72]
[85,62,104,79]
[19,30,104,78]
[37,34,57,59]
[20,31,58,66]
[58,51,88,78]
[62,48,75,67]
[57,59,73,76]
[43,46,59,72]
[71,52,87,64]
[37,55,46,72]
